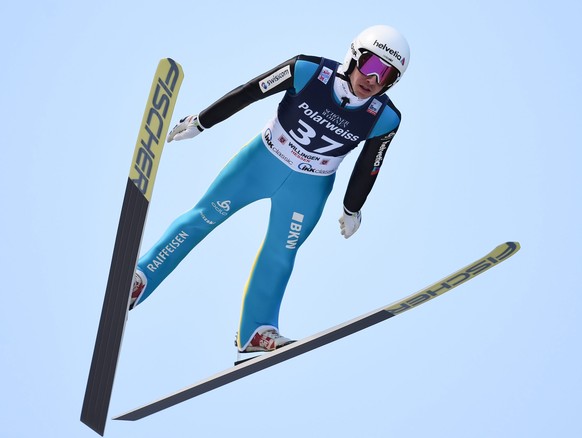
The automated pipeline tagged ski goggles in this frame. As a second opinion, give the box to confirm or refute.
[357,52,400,87]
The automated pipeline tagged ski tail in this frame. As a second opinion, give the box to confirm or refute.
[80,58,183,436]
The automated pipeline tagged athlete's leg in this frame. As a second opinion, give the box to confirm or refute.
[134,136,283,305]
[237,171,335,349]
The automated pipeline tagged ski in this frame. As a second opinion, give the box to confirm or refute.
[114,241,520,422]
[81,58,184,436]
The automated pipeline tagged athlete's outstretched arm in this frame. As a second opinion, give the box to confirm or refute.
[198,55,320,128]
[167,55,322,142]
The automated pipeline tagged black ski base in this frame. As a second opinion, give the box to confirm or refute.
[80,179,148,435]
[113,242,520,423]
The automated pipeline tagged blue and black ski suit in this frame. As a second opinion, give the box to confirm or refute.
[133,55,402,350]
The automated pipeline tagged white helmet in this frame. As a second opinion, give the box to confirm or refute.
[343,25,410,91]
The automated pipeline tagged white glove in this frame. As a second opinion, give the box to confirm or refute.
[167,115,204,142]
[339,207,362,239]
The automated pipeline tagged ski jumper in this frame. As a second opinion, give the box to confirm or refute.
[133,55,402,350]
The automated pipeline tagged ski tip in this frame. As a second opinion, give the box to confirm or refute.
[487,241,521,263]
[498,241,521,255]
[162,57,183,70]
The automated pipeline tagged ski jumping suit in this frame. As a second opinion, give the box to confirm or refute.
[133,55,402,350]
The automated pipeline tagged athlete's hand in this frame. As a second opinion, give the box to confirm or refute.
[339,208,362,239]
[167,115,204,142]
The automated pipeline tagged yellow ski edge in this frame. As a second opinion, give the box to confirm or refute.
[129,58,184,202]
[385,241,521,315]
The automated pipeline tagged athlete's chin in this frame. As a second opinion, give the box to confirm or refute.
[355,86,376,99]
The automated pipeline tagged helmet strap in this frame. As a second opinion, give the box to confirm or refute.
[336,70,356,96]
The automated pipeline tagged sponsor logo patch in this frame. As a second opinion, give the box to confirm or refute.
[366,98,382,116]
[259,66,292,93]
[317,67,333,84]
[286,212,304,249]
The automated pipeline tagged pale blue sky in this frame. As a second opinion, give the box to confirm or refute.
[1,1,581,437]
